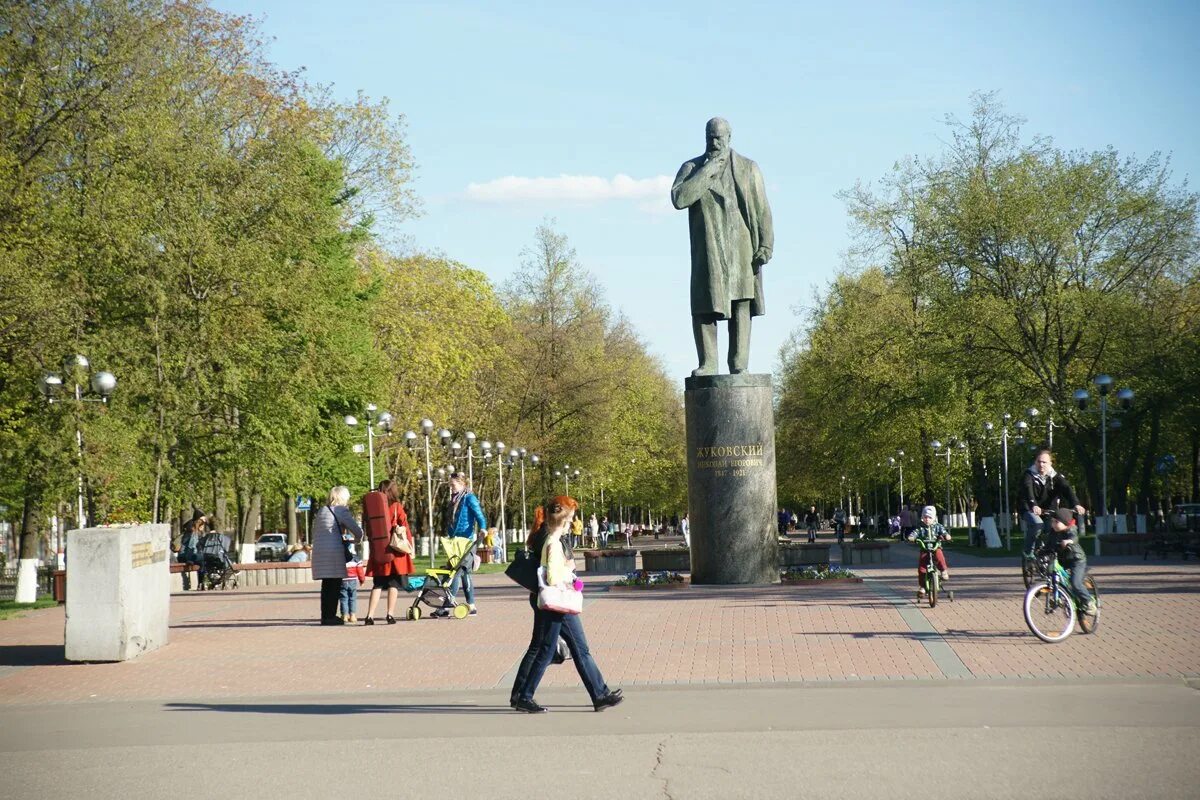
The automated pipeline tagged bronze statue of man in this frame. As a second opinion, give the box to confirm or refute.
[671,117,774,376]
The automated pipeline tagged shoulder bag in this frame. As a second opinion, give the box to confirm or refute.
[387,525,412,555]
[504,549,539,591]
[536,565,582,615]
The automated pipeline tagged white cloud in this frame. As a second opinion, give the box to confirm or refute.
[465,173,672,208]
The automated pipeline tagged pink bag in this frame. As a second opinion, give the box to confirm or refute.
[537,583,583,615]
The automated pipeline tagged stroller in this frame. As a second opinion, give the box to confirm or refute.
[198,532,239,591]
[403,536,477,620]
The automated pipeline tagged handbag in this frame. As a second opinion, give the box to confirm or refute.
[387,525,412,555]
[504,549,539,591]
[537,573,583,615]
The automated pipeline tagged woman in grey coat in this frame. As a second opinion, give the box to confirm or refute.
[311,485,363,625]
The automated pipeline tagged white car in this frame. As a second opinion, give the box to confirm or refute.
[255,533,289,561]
[1170,504,1200,532]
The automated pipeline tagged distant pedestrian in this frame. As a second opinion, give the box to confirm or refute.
[777,508,789,536]
[681,514,690,548]
[599,515,611,547]
[311,486,363,625]
[803,506,818,543]
[588,513,600,548]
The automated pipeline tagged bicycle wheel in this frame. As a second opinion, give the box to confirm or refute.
[1021,557,1036,589]
[928,571,938,608]
[1078,575,1100,634]
[1023,582,1076,643]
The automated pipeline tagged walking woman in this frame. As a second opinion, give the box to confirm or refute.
[510,495,623,713]
[311,486,363,625]
[363,479,413,625]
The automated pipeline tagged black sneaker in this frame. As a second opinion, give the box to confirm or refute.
[431,607,451,619]
[513,698,546,713]
[593,692,625,712]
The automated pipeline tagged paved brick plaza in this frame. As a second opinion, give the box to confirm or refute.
[2,545,1198,706]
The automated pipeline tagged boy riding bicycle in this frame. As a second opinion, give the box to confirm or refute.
[907,505,950,596]
[1045,508,1096,614]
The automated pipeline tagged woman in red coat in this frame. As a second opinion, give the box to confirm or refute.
[363,479,413,625]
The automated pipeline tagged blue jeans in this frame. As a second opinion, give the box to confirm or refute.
[1022,512,1047,554]
[447,560,475,606]
[339,579,358,616]
[512,595,609,703]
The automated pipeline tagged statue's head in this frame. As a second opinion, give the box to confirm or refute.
[705,117,731,155]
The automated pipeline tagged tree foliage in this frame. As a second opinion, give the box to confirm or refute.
[779,94,1200,519]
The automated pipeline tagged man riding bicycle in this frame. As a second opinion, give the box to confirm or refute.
[1045,508,1096,614]
[907,505,950,597]
[1019,447,1086,556]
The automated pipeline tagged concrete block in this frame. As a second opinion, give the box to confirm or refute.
[65,524,170,662]
[240,543,256,563]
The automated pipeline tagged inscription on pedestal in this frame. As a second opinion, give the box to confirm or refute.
[694,443,765,477]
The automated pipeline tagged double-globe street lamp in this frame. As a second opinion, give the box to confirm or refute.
[1074,375,1134,547]
[344,404,394,489]
[40,354,117,531]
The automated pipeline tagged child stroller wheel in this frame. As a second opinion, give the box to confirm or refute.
[407,607,421,621]
[452,604,469,619]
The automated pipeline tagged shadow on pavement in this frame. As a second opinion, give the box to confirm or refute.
[172,619,319,629]
[165,701,525,715]
[0,644,68,666]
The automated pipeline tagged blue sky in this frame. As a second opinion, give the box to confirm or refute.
[214,0,1200,380]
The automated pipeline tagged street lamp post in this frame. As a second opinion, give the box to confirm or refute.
[887,450,906,509]
[464,431,476,489]
[404,419,437,564]
[517,450,533,543]
[496,442,508,548]
[1027,405,1057,449]
[40,355,117,530]
[1075,375,1134,548]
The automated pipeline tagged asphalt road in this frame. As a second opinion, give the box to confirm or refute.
[3,679,1198,799]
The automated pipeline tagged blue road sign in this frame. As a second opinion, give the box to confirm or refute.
[296,496,312,512]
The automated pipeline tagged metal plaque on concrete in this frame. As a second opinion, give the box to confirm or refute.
[685,373,779,584]
[65,524,170,662]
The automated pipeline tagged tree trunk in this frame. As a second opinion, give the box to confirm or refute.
[15,488,42,603]
[1137,406,1162,516]
[1191,425,1199,503]
[285,494,298,545]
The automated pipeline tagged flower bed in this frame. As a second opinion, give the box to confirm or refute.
[781,566,862,583]
[581,549,637,575]
[640,548,691,571]
[610,570,689,589]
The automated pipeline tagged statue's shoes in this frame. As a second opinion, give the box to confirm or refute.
[691,366,717,377]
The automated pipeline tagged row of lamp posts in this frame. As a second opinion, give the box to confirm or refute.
[869,374,1132,552]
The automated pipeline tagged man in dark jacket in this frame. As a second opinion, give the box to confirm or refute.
[1019,448,1086,555]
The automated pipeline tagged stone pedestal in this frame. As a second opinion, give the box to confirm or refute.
[685,373,779,584]
[65,524,170,662]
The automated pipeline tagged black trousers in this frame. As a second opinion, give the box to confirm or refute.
[320,578,342,620]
